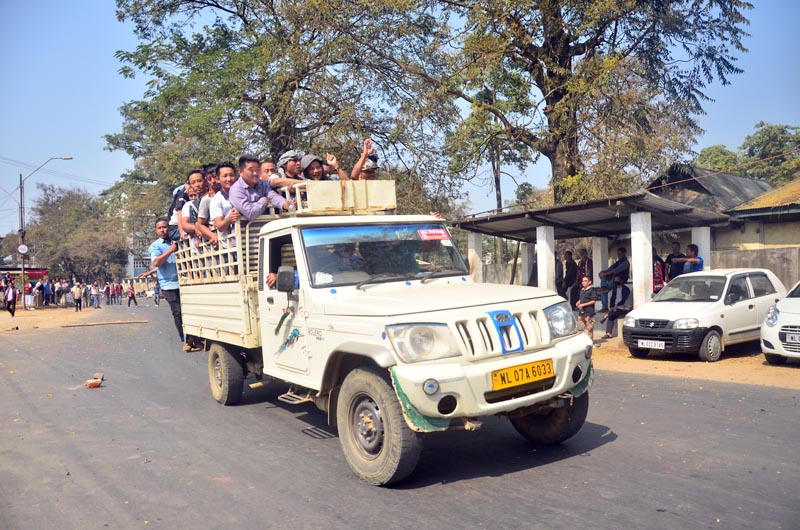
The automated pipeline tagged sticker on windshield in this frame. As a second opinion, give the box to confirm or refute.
[418,228,449,240]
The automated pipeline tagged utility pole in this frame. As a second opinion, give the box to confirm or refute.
[19,173,27,307]
[12,156,73,309]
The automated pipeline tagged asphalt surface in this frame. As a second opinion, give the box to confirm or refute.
[1,303,798,530]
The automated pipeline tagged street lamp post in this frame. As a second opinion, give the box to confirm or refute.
[15,156,73,309]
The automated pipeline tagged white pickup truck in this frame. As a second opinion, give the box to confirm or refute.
[176,181,593,485]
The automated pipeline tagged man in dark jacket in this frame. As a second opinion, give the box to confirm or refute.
[601,274,632,338]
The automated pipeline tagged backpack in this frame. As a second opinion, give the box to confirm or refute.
[167,187,189,223]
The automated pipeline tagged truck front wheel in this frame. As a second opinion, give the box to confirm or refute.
[336,367,422,486]
[510,391,589,445]
[208,343,244,406]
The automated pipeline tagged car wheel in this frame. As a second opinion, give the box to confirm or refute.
[698,330,722,362]
[764,353,788,365]
[510,391,589,445]
[336,367,422,486]
[628,347,649,358]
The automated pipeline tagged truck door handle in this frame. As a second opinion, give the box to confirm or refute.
[267,296,274,304]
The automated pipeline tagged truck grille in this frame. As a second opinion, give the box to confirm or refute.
[455,311,541,359]
[638,319,670,329]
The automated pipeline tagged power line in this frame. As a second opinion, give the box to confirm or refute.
[0,155,117,188]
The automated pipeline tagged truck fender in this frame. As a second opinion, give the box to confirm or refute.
[320,345,396,427]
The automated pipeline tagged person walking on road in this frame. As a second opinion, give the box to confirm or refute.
[4,281,18,317]
[127,283,139,307]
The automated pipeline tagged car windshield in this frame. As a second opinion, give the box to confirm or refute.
[300,222,469,288]
[654,276,726,302]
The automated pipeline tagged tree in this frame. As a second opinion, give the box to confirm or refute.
[739,122,800,186]
[694,145,740,172]
[109,0,464,213]
[25,184,130,281]
[331,0,751,201]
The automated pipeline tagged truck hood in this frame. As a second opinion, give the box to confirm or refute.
[316,283,560,317]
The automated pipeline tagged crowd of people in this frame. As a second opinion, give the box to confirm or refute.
[1,273,150,317]
[137,142,381,352]
[550,241,705,341]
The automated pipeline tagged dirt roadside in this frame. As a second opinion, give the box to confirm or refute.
[593,336,800,390]
[3,305,798,390]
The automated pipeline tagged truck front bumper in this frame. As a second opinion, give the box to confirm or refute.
[390,333,593,430]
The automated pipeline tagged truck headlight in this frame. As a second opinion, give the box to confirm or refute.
[673,318,699,330]
[623,316,636,328]
[544,302,578,339]
[764,305,779,327]
[386,324,461,363]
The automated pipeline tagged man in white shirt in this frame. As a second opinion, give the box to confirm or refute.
[210,162,241,247]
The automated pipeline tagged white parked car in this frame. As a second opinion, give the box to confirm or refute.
[622,269,786,362]
[760,281,800,365]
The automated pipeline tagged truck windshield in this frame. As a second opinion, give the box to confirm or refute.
[653,276,726,302]
[300,223,469,288]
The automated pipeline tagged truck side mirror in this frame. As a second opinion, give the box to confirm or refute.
[276,266,296,293]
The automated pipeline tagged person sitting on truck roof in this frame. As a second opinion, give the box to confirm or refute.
[210,162,240,247]
[229,154,292,221]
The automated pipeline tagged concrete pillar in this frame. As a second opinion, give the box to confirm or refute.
[630,212,653,309]
[691,226,712,270]
[536,226,555,291]
[467,232,484,283]
[591,237,608,288]
[521,242,536,286]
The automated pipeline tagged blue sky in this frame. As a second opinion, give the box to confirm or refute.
[1,1,798,235]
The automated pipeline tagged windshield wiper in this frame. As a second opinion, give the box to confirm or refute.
[419,269,466,284]
[356,273,416,291]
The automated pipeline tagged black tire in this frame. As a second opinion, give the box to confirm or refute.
[510,391,589,445]
[336,367,422,486]
[698,330,723,362]
[628,347,649,358]
[208,342,244,406]
[764,353,788,365]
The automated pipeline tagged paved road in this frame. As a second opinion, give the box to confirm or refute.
[1,304,797,530]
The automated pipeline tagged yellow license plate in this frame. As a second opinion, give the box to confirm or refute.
[491,359,555,391]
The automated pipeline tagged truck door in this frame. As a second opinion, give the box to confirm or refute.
[258,232,312,377]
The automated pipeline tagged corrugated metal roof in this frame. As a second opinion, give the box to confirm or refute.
[647,165,773,211]
[729,177,800,212]
[455,191,728,242]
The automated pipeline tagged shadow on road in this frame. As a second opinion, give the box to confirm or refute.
[232,377,618,488]
[395,419,617,488]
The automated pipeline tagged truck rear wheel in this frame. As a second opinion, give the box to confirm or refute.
[336,367,422,486]
[510,391,589,445]
[208,343,244,406]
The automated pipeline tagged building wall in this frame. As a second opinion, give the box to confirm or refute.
[711,248,800,290]
[714,221,800,251]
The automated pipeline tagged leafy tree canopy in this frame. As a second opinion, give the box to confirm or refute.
[694,122,799,186]
[26,184,130,281]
